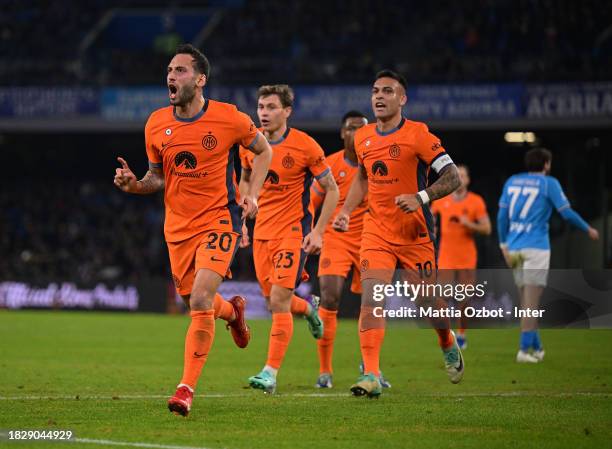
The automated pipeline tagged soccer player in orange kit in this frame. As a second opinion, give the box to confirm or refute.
[333,70,463,398]
[431,164,491,349]
[113,44,272,416]
[239,85,339,394]
[310,110,386,388]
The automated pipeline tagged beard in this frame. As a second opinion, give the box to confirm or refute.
[174,83,197,107]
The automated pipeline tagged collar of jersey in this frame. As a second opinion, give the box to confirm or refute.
[173,98,209,123]
[268,127,291,145]
[375,117,405,136]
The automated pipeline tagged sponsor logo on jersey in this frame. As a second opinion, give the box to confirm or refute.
[372,160,389,176]
[175,151,197,170]
[265,169,280,184]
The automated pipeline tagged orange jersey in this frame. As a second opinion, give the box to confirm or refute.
[240,127,330,240]
[311,149,367,244]
[354,118,452,246]
[145,99,258,242]
[431,192,488,269]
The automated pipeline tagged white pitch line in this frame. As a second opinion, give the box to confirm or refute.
[72,438,215,449]
[0,391,610,401]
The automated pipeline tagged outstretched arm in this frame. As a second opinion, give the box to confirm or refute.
[114,157,164,194]
[558,207,599,240]
[332,165,368,231]
[240,133,272,219]
[312,171,339,235]
[303,171,339,254]
[549,178,599,240]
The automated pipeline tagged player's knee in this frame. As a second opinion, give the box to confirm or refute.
[269,290,291,313]
[320,286,340,310]
[189,289,215,311]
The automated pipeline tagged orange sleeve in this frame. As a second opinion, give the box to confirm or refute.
[144,115,162,166]
[354,128,366,168]
[472,195,488,221]
[239,146,253,171]
[234,109,259,149]
[414,124,452,173]
[305,138,330,179]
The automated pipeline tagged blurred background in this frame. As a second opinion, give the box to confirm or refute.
[1,0,610,314]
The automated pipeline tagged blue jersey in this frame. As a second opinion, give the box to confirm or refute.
[497,173,578,250]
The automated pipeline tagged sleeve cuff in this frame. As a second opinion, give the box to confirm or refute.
[247,133,259,150]
[314,167,331,180]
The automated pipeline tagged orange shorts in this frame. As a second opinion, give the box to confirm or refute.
[318,241,362,293]
[359,231,437,284]
[253,238,308,297]
[167,228,241,296]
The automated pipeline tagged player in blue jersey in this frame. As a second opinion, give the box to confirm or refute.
[497,148,599,363]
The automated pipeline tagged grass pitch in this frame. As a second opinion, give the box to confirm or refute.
[1,310,611,449]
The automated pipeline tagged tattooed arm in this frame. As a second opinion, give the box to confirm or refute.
[395,164,460,213]
[114,157,164,194]
[424,164,460,202]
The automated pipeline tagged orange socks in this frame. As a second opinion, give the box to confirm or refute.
[213,293,235,321]
[436,328,454,350]
[427,298,454,350]
[290,295,310,316]
[265,312,293,369]
[358,306,385,377]
[317,307,338,374]
[180,309,215,389]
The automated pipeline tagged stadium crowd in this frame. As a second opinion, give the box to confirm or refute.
[0,181,167,284]
[2,0,611,86]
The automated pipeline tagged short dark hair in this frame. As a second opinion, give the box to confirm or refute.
[342,110,367,125]
[375,69,407,90]
[175,44,210,79]
[257,84,294,108]
[524,147,552,171]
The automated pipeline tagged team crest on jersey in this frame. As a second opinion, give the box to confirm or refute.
[265,169,280,184]
[389,143,401,158]
[339,170,346,178]
[321,258,331,269]
[282,154,295,169]
[175,151,197,170]
[371,160,388,176]
[431,142,441,151]
[202,132,217,151]
[165,128,172,136]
